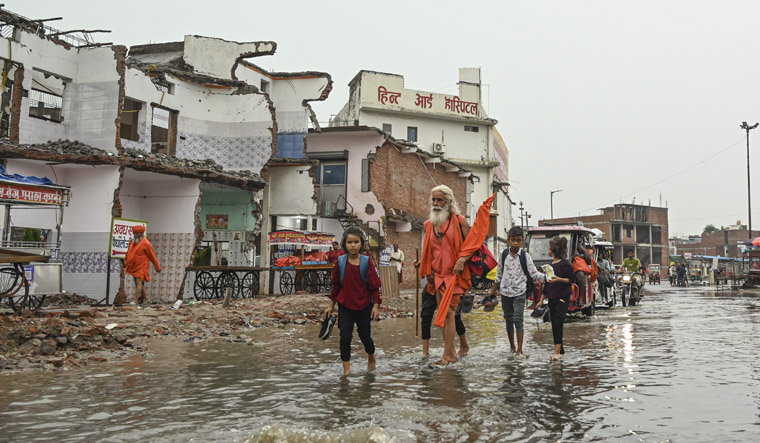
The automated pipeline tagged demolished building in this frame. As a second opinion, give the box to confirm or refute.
[0,7,331,301]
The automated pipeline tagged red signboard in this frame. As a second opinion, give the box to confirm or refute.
[269,231,334,247]
[0,182,63,205]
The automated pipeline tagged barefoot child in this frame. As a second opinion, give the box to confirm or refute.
[534,236,575,360]
[324,227,381,374]
[487,226,545,355]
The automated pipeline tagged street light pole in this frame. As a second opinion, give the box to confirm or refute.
[519,201,525,231]
[550,189,562,221]
[741,122,759,239]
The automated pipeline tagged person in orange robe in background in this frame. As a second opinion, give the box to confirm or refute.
[125,225,161,304]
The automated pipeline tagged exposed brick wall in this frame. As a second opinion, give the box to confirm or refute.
[9,66,23,143]
[112,45,128,155]
[371,141,468,288]
[371,141,467,222]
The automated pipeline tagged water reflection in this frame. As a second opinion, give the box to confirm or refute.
[1,286,760,441]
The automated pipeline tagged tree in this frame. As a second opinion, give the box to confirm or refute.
[703,224,719,234]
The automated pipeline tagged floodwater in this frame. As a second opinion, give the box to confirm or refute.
[2,284,760,442]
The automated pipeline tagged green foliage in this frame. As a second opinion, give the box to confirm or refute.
[22,228,41,242]
[702,224,719,235]
[194,246,211,266]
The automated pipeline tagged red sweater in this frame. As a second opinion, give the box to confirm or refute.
[329,258,382,310]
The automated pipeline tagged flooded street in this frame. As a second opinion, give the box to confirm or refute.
[2,284,760,442]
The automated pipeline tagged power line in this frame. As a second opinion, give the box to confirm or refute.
[579,138,744,214]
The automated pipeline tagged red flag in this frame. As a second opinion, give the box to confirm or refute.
[434,193,495,328]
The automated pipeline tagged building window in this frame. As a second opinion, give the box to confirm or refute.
[121,98,143,142]
[151,106,177,156]
[382,123,392,134]
[407,126,418,142]
[260,79,271,93]
[623,224,634,239]
[28,89,63,123]
[464,125,479,132]
[612,224,622,242]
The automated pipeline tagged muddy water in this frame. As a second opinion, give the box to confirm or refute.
[2,285,760,442]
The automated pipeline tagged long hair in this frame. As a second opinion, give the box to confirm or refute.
[549,236,568,259]
[341,226,366,253]
[430,184,460,215]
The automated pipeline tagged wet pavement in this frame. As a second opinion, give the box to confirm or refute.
[1,283,759,442]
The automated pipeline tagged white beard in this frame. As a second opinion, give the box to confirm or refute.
[430,204,451,227]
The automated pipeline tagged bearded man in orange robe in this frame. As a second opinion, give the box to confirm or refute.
[125,225,161,304]
[419,185,474,366]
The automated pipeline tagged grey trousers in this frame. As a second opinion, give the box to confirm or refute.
[501,293,526,333]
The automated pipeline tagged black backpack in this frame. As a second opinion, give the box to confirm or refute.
[500,249,536,295]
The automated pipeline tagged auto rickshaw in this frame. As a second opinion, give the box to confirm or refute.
[525,224,597,316]
[689,267,703,282]
[648,264,661,284]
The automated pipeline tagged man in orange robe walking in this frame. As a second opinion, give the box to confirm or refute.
[419,185,473,366]
[125,225,161,304]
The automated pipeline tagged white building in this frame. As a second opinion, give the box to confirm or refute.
[331,68,512,253]
[0,7,331,300]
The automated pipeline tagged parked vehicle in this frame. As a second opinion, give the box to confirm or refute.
[689,267,703,282]
[525,225,597,316]
[648,264,661,284]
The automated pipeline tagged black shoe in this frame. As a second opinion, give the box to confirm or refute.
[460,295,474,313]
[319,315,336,340]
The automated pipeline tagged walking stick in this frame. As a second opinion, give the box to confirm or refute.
[415,248,420,338]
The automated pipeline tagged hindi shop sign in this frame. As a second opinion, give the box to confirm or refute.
[109,218,148,259]
[0,182,63,205]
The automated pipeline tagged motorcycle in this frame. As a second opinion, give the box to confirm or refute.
[614,271,643,307]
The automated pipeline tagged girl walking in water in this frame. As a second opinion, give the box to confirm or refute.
[534,236,575,360]
[324,226,382,374]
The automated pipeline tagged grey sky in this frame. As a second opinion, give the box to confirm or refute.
[17,0,760,236]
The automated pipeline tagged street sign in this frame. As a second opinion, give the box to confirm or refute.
[109,217,148,259]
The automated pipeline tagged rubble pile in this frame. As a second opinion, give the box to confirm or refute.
[0,292,417,373]
[0,309,149,371]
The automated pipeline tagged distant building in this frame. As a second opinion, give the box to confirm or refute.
[674,229,760,258]
[540,203,669,266]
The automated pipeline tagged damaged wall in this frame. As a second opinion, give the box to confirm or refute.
[122,67,272,172]
[120,169,200,302]
[0,31,121,151]
[267,165,317,216]
[5,159,122,298]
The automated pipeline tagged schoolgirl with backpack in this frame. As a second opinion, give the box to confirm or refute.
[323,226,382,375]
[486,226,546,355]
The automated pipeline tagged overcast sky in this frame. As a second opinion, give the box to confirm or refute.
[17,1,760,236]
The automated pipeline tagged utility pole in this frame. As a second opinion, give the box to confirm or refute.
[550,190,562,221]
[519,201,525,231]
[741,121,759,239]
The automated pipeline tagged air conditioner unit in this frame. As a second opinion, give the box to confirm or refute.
[432,143,446,154]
